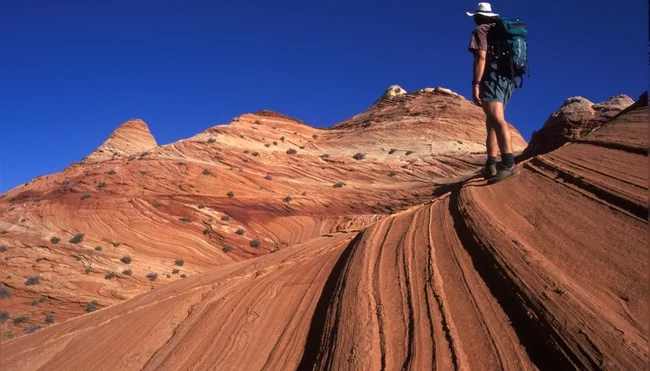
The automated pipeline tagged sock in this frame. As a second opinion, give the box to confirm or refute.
[502,153,515,167]
[486,156,497,166]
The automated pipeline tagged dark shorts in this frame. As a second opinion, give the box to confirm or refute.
[480,71,515,106]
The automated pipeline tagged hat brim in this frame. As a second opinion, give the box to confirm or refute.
[466,11,499,17]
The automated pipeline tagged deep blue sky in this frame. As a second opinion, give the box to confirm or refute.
[1,0,646,192]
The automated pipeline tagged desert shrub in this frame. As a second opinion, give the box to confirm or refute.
[242,158,249,163]
[0,246,6,253]
[264,143,271,147]
[85,266,92,274]
[95,246,102,251]
[299,146,305,149]
[254,120,262,125]
[152,201,160,208]
[243,150,250,154]
[286,148,297,155]
[198,204,206,209]
[227,191,234,198]
[36,257,45,262]
[120,256,132,264]
[222,245,232,253]
[98,182,106,189]
[220,215,231,222]
[180,274,187,278]
[283,195,292,202]
[80,194,92,200]
[179,217,192,223]
[12,316,28,325]
[235,228,245,235]
[107,169,116,175]
[352,153,365,160]
[174,259,184,266]
[249,240,261,248]
[69,233,84,244]
[0,312,9,323]
[388,148,397,154]
[45,314,55,324]
[264,174,273,180]
[388,171,397,177]
[112,242,120,247]
[104,272,117,280]
[139,171,148,176]
[207,137,216,143]
[280,136,285,142]
[320,154,330,159]
[203,228,210,235]
[146,272,158,281]
[31,300,40,306]
[24,325,42,334]
[252,151,259,156]
[0,285,10,299]
[202,168,211,175]
[25,276,40,286]
[86,300,98,312]
[405,151,414,156]
[333,182,345,188]
[122,269,132,276]
[273,141,278,145]
[312,134,318,139]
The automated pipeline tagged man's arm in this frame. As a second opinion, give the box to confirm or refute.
[472,50,487,106]
[473,50,487,84]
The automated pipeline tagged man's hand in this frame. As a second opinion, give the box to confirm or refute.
[472,84,482,106]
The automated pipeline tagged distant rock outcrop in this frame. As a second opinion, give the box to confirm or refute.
[83,119,157,163]
[521,94,634,158]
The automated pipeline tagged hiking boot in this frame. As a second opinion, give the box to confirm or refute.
[482,164,497,179]
[487,163,519,184]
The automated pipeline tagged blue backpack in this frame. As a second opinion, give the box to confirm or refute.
[494,17,529,88]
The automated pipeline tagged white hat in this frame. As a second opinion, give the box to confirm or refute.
[466,2,499,17]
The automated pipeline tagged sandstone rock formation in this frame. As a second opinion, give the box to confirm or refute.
[0,87,647,370]
[83,119,158,163]
[521,94,634,158]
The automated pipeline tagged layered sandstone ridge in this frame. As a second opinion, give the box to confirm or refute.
[0,87,647,370]
[83,119,158,163]
[522,93,634,157]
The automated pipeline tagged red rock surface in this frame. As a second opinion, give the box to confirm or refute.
[0,87,647,370]
[521,94,634,158]
[83,119,158,163]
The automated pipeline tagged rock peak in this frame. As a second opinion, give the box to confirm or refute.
[83,118,157,163]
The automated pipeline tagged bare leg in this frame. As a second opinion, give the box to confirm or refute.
[485,119,498,158]
[482,102,512,155]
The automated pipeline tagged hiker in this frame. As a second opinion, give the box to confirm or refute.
[467,2,524,183]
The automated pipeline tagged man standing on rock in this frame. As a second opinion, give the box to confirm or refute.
[467,2,519,183]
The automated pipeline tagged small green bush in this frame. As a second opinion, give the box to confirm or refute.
[202,169,211,176]
[69,233,84,244]
[80,194,92,200]
[108,169,116,175]
[139,171,148,176]
[333,182,345,188]
[352,153,365,160]
[222,245,232,253]
[273,141,278,146]
[207,137,216,143]
[0,246,6,253]
[172,269,180,274]
[122,269,132,276]
[45,314,55,324]
[388,148,397,154]
[12,316,28,325]
[98,182,106,189]
[179,217,192,223]
[299,146,305,149]
[286,148,297,155]
[312,134,318,139]
[203,228,210,235]
[25,325,43,334]
[264,174,273,180]
[146,272,158,281]
[104,272,117,280]
[86,300,98,312]
[0,286,10,299]
[220,215,231,222]
[249,240,261,248]
[112,242,120,247]
[235,228,245,235]
[388,171,397,177]
[283,195,292,202]
[120,256,131,264]
[174,259,184,267]
[280,136,285,142]
[227,191,235,198]
[252,151,259,156]
[25,276,40,286]
[405,151,414,156]
[0,312,9,323]
[95,246,102,251]
[264,143,271,147]
[198,204,205,209]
